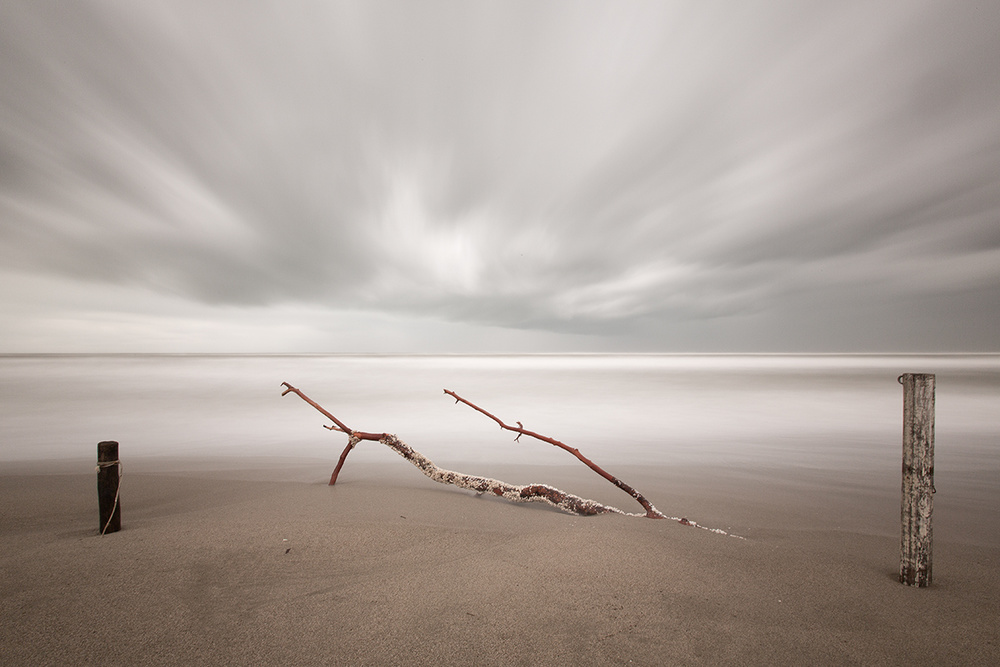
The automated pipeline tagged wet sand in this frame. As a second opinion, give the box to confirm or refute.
[1,456,998,665]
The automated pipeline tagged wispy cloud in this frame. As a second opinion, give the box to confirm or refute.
[1,0,998,351]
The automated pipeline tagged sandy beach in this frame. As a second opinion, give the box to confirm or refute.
[2,455,998,666]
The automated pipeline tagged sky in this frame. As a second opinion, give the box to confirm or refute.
[1,1,999,354]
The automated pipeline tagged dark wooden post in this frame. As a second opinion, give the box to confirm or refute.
[898,374,935,587]
[97,440,121,535]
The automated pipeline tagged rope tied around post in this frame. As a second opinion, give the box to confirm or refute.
[97,441,122,535]
[96,459,122,535]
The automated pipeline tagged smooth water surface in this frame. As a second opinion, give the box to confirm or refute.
[1,354,997,475]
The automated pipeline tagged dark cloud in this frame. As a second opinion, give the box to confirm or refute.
[1,0,998,351]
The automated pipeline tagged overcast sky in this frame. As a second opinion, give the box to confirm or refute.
[1,1,998,353]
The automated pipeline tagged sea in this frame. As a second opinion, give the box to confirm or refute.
[1,354,997,474]
[4,353,997,547]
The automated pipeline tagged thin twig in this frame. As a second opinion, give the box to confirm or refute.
[281,382,353,434]
[444,389,665,518]
[281,383,386,440]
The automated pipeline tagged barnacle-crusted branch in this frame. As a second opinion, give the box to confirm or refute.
[378,433,627,516]
[280,382,738,534]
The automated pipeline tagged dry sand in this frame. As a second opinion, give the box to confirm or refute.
[1,456,998,666]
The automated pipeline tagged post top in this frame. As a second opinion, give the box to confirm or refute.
[898,373,936,384]
[97,440,119,461]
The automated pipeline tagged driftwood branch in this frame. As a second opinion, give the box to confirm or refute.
[281,382,631,515]
[280,382,737,534]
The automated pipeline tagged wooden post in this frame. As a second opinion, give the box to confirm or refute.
[97,440,121,535]
[899,374,935,587]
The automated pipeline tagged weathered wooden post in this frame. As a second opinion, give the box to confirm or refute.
[898,373,935,587]
[97,440,121,535]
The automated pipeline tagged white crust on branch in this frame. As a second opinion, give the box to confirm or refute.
[371,434,634,516]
